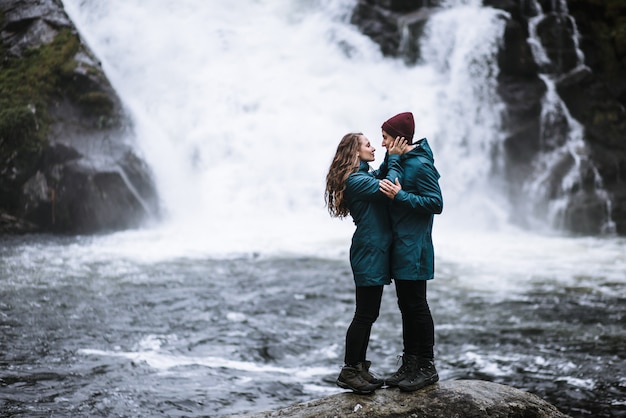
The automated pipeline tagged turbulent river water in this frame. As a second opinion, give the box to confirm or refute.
[1,0,625,417]
[1,231,625,417]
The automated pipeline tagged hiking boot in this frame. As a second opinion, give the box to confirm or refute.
[397,358,439,392]
[359,361,384,388]
[385,354,418,387]
[336,365,380,394]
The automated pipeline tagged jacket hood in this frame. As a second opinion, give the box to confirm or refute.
[403,137,435,163]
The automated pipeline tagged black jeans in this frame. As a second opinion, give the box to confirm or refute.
[395,279,434,359]
[344,285,384,366]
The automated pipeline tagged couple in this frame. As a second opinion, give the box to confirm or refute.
[324,112,443,394]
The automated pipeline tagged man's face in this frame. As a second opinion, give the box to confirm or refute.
[381,130,395,149]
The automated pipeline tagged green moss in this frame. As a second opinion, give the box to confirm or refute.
[0,106,38,145]
[0,28,80,144]
[0,28,82,209]
[613,20,626,57]
[593,109,620,125]
[77,91,114,115]
[606,0,626,17]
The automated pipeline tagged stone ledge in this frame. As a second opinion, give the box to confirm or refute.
[226,380,571,418]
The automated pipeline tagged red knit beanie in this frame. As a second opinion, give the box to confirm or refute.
[381,112,415,143]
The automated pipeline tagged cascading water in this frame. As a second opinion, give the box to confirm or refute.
[418,1,511,229]
[524,0,616,234]
[58,0,514,254]
[1,1,624,417]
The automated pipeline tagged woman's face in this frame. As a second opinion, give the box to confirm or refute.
[357,135,376,162]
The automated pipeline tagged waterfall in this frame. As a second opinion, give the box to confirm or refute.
[523,0,616,234]
[418,1,510,229]
[59,0,522,255]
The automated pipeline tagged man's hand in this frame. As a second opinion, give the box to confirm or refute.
[380,178,402,199]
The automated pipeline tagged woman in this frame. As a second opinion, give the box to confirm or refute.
[324,132,404,394]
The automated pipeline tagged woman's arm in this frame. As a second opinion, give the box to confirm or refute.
[346,172,387,201]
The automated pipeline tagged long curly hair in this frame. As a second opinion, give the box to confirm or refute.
[325,132,363,218]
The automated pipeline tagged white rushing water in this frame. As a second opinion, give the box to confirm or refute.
[57,0,626,287]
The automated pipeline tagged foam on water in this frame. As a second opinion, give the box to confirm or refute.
[78,332,339,390]
[78,347,323,376]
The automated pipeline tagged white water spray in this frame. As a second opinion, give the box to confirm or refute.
[59,0,511,255]
[57,0,626,279]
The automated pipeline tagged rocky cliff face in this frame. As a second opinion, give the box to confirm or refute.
[0,0,159,234]
[351,0,626,235]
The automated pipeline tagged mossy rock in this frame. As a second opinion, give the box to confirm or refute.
[1,0,159,234]
[76,91,115,117]
[0,27,81,206]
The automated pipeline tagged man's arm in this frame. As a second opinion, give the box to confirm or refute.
[380,163,443,214]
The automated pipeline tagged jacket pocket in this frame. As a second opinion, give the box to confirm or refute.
[350,244,389,279]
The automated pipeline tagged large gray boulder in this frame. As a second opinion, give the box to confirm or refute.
[0,0,159,234]
[226,380,571,418]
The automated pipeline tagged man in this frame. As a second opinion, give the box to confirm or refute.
[378,111,443,392]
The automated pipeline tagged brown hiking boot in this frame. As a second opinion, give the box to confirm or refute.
[360,360,384,388]
[336,365,380,394]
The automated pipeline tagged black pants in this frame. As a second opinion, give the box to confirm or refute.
[395,279,434,359]
[344,285,384,366]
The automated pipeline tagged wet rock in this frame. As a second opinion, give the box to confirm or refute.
[226,380,571,418]
[350,0,438,64]
[0,210,37,234]
[533,13,580,74]
[493,1,626,235]
[498,18,539,77]
[0,0,159,234]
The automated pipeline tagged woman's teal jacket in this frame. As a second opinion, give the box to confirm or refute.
[387,138,443,280]
[345,154,402,287]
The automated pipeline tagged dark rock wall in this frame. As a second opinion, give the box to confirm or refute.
[0,0,159,234]
[351,0,626,235]
[560,0,626,233]
[495,0,626,235]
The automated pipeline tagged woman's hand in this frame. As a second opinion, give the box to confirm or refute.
[388,137,408,155]
[380,178,402,199]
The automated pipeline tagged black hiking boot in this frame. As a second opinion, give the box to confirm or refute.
[336,364,380,394]
[385,354,418,387]
[397,358,439,392]
[360,360,384,388]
